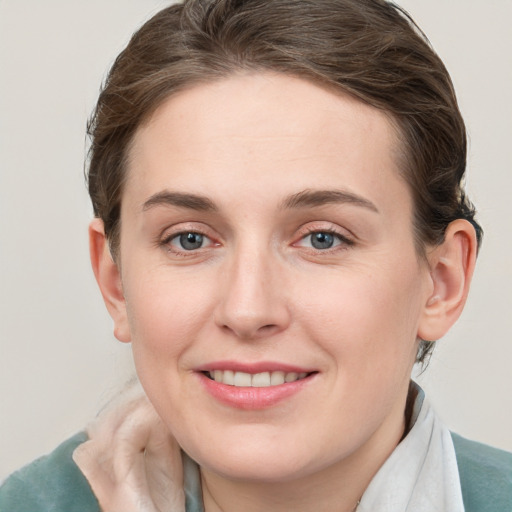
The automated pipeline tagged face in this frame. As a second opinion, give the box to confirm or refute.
[115,73,433,483]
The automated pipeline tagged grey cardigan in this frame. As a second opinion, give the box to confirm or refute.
[1,431,511,512]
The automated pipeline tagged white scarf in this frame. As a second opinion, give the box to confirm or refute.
[73,381,464,512]
[357,385,465,512]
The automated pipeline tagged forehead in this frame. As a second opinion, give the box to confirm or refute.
[125,72,409,215]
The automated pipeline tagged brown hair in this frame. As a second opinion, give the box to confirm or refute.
[87,0,482,363]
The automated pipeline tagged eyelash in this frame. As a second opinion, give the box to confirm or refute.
[158,225,354,257]
[294,227,354,252]
[160,230,217,256]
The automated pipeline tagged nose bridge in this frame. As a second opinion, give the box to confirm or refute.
[215,237,289,339]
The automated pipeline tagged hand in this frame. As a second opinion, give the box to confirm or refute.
[73,380,186,512]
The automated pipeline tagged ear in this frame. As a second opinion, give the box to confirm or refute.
[89,218,131,343]
[418,219,478,342]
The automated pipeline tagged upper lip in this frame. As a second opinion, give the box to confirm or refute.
[194,360,316,374]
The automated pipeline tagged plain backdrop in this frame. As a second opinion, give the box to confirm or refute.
[1,0,511,480]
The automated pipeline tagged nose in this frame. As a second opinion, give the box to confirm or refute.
[214,245,291,340]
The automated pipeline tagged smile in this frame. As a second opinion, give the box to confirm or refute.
[206,370,310,387]
[198,364,317,409]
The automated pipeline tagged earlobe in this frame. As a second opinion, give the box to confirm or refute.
[418,219,477,342]
[89,219,131,343]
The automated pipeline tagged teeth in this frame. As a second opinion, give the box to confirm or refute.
[223,370,234,385]
[285,372,298,383]
[270,371,285,385]
[233,371,252,387]
[252,372,270,387]
[207,370,309,387]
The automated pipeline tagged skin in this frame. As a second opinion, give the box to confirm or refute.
[90,73,477,512]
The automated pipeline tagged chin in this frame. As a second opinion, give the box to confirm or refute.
[200,453,316,483]
[180,427,337,484]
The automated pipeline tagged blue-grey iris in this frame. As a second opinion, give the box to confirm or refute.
[180,233,204,250]
[311,232,334,249]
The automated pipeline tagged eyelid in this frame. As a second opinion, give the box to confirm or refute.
[292,223,355,250]
[167,232,213,249]
[158,222,221,254]
[159,221,215,241]
[295,222,354,240]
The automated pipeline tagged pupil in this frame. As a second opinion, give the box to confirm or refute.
[311,232,334,249]
[180,232,203,250]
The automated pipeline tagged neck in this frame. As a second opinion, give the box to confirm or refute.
[200,411,405,512]
[201,467,362,512]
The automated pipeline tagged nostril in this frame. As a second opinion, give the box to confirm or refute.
[219,322,279,340]
[255,324,280,337]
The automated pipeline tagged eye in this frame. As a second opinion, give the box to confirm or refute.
[168,232,210,251]
[308,232,338,250]
[295,230,352,251]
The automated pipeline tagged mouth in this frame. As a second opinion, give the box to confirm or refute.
[203,370,312,387]
[197,362,318,409]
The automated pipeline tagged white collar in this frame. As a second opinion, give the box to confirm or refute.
[357,383,465,512]
[75,381,464,512]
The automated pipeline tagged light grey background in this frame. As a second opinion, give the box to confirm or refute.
[1,0,511,479]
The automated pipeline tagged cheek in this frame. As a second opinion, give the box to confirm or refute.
[296,258,426,369]
[123,267,216,358]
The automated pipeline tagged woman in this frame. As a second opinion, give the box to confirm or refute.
[1,0,511,511]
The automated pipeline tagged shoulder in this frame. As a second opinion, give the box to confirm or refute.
[451,432,512,512]
[0,432,100,512]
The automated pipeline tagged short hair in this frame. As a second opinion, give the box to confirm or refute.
[86,0,482,363]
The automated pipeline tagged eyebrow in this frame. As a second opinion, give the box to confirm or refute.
[142,191,218,212]
[281,189,379,213]
[141,188,378,214]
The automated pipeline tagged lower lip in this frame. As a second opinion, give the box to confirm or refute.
[198,373,315,410]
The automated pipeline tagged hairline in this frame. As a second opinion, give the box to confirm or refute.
[106,70,435,263]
